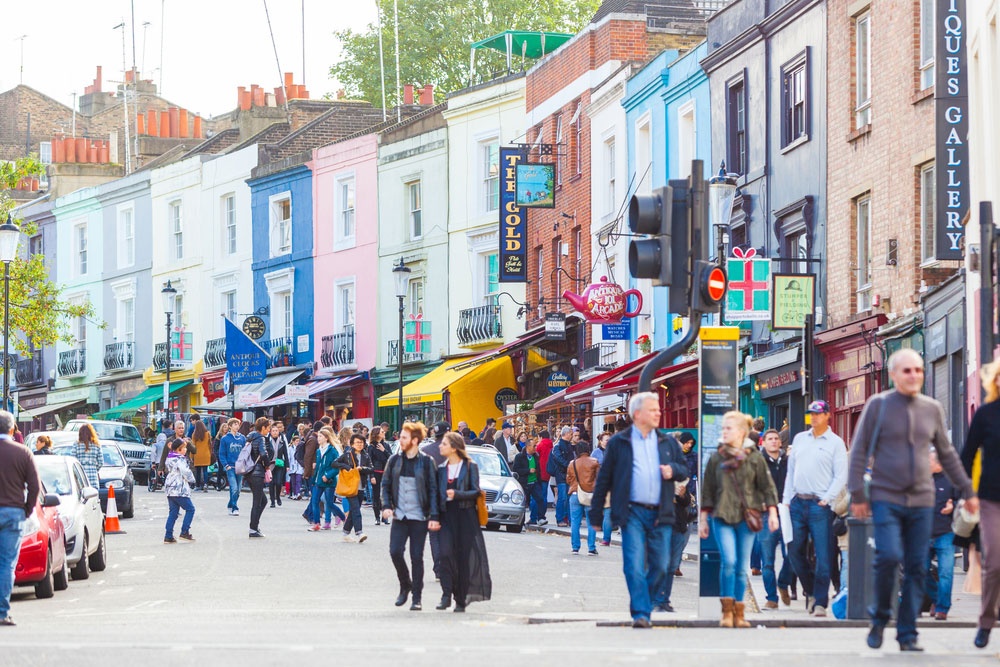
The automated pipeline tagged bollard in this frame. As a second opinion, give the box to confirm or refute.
[846,516,875,619]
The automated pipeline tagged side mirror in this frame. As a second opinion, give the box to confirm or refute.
[42,493,61,508]
[82,487,99,501]
[511,472,519,480]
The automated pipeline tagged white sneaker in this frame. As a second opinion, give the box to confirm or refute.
[537,519,548,526]
[230,509,239,516]
[356,533,367,543]
[343,533,357,543]
[812,605,827,618]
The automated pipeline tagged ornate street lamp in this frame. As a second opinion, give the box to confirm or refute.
[709,163,739,324]
[392,258,411,429]
[161,280,177,420]
[0,214,20,412]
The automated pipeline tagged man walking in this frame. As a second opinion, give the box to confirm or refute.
[495,422,517,462]
[758,429,794,608]
[548,426,575,527]
[782,400,847,618]
[848,348,977,652]
[0,410,39,626]
[590,392,688,628]
[381,422,439,611]
[513,439,545,525]
[217,418,246,516]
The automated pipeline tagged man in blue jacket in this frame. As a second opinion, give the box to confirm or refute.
[547,427,575,526]
[217,418,247,516]
[590,392,687,628]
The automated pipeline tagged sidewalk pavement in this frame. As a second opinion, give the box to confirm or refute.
[527,522,982,628]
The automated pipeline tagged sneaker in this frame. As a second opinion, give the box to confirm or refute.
[356,533,367,543]
[164,537,177,544]
[805,595,816,614]
[179,533,195,541]
[343,533,357,542]
[588,549,599,556]
[601,540,611,547]
[632,617,651,629]
[0,616,15,626]
[557,522,569,527]
[270,502,275,509]
[813,605,827,618]
[308,524,321,532]
[778,587,791,606]
[764,600,779,610]
[537,519,548,526]
[334,517,344,528]
[322,523,332,530]
[674,568,683,577]
[249,530,265,538]
[572,549,580,555]
[654,603,674,612]
[934,611,948,621]
[231,509,240,517]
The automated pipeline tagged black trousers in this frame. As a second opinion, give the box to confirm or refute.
[249,474,267,532]
[269,468,287,503]
[389,519,429,598]
[439,505,477,605]
[342,495,363,534]
[371,473,384,518]
[429,530,442,579]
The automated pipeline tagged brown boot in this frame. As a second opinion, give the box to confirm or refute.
[719,597,735,628]
[733,601,751,628]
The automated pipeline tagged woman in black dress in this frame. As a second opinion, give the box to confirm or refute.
[436,432,491,612]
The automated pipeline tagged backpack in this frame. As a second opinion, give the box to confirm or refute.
[234,441,256,475]
[294,440,306,465]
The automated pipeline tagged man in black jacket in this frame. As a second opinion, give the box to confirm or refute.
[382,422,440,611]
[548,427,575,526]
[590,392,687,629]
[757,428,793,609]
[513,439,545,524]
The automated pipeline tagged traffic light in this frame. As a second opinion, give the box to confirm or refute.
[690,260,727,313]
[628,186,673,286]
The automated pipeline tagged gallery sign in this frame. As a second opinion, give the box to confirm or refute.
[935,0,969,260]
[499,146,528,283]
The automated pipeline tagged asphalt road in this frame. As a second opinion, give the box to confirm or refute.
[1,487,996,667]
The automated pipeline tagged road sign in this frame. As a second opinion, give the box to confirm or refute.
[222,371,231,395]
[707,267,727,301]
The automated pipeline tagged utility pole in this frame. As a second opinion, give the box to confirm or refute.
[15,35,27,84]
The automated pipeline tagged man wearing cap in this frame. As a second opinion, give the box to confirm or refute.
[496,422,517,463]
[781,400,848,618]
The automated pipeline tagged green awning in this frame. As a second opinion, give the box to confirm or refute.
[470,31,573,59]
[93,380,194,419]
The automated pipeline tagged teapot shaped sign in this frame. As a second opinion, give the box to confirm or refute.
[562,276,642,325]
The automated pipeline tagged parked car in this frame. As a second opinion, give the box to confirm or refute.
[23,430,78,452]
[64,420,151,483]
[53,443,135,519]
[15,484,68,599]
[33,455,107,581]
[467,444,526,533]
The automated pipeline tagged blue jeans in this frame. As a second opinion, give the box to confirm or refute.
[925,532,955,614]
[655,526,690,606]
[713,517,755,600]
[870,501,933,644]
[602,507,612,543]
[308,486,346,525]
[787,496,834,607]
[555,482,569,523]
[526,482,547,523]
[621,504,672,621]
[165,496,195,538]
[757,525,793,602]
[569,494,596,552]
[0,507,25,618]
[225,468,242,511]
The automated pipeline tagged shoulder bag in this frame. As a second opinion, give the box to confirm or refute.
[863,395,889,500]
[468,463,488,526]
[335,451,361,497]
[572,459,593,506]
[726,467,763,532]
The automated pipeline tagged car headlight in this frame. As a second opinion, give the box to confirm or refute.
[104,480,124,489]
[500,492,510,503]
[60,514,75,532]
[144,451,151,460]
[510,489,524,505]
[21,513,40,538]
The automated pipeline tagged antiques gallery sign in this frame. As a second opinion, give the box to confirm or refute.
[935,0,969,261]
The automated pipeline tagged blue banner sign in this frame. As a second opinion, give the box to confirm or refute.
[225,317,267,384]
[602,322,630,340]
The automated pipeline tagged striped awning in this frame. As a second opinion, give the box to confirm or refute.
[245,374,362,409]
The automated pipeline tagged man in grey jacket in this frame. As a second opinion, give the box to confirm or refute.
[848,348,978,652]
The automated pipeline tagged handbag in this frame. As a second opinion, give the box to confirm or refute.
[952,499,980,538]
[572,460,593,506]
[476,490,489,526]
[727,467,763,532]
[264,468,273,484]
[335,452,361,497]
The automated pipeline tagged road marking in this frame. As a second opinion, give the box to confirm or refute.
[130,555,156,562]
[120,570,147,577]
[520,648,541,655]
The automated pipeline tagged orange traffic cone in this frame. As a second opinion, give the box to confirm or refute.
[104,485,126,534]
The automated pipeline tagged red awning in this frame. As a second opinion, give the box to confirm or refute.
[562,352,657,403]
[592,359,698,398]
[532,388,569,411]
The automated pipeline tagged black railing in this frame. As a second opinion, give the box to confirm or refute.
[16,351,44,387]
[456,305,502,347]
[205,337,226,369]
[104,341,135,372]
[262,337,295,369]
[321,326,355,368]
[387,339,426,367]
[581,342,619,373]
[58,348,86,377]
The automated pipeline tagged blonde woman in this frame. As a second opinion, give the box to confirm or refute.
[699,411,779,628]
[964,359,1000,649]
[70,423,103,488]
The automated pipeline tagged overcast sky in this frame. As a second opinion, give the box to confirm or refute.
[0,0,378,118]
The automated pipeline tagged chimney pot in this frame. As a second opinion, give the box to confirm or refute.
[274,86,286,106]
[178,109,189,138]
[193,115,203,138]
[159,110,170,137]
[420,84,434,105]
[404,84,414,105]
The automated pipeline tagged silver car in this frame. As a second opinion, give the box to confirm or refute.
[64,420,151,483]
[467,445,526,533]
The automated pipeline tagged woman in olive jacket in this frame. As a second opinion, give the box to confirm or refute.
[435,432,492,612]
[699,411,779,628]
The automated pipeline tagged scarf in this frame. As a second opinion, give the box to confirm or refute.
[718,440,748,470]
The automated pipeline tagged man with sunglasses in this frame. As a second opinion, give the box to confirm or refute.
[848,348,977,653]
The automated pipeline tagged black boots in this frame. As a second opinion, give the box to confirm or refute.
[395,586,410,607]
[435,595,451,610]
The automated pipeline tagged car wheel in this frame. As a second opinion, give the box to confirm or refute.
[70,534,90,580]
[53,555,69,591]
[35,549,55,599]
[122,496,134,519]
[88,530,107,572]
[506,519,524,533]
[485,522,501,531]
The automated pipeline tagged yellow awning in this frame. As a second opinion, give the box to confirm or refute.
[378,357,478,407]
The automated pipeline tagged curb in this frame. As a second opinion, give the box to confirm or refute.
[527,615,977,628]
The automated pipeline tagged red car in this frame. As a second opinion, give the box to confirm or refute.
[14,484,68,599]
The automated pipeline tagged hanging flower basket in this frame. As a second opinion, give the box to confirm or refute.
[634,334,651,355]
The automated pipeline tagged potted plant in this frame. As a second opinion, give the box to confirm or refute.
[635,334,652,355]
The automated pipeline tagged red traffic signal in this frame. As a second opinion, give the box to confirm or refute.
[706,266,727,302]
[691,261,726,313]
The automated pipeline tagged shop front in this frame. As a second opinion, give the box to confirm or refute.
[142,360,205,419]
[200,369,228,406]
[20,385,97,431]
[193,367,306,416]
[747,348,805,441]
[921,273,965,443]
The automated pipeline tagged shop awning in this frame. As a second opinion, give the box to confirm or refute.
[532,388,569,412]
[192,370,305,412]
[449,327,549,371]
[246,374,362,409]
[378,358,474,407]
[593,359,698,398]
[18,399,85,421]
[470,31,573,59]
[92,380,194,419]
[563,352,656,403]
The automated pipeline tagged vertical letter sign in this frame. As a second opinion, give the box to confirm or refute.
[936,0,969,260]
[499,146,528,282]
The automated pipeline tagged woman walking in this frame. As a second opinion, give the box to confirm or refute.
[368,426,391,524]
[333,433,372,543]
[699,411,779,628]
[287,434,304,500]
[436,432,492,612]
[268,422,288,508]
[964,359,1000,649]
[163,438,196,543]
[191,418,212,492]
[70,423,103,489]
[247,417,274,538]
[308,427,346,531]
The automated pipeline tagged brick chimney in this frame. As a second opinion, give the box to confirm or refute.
[419,84,434,105]
[403,84,414,105]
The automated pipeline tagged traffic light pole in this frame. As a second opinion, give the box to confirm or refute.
[981,201,997,393]
[638,313,701,393]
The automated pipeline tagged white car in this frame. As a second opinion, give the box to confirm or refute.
[33,454,108,580]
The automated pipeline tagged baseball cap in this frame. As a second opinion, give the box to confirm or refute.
[431,421,450,438]
[806,400,830,414]
[502,422,514,429]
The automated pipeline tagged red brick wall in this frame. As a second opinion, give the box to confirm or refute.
[826,0,960,326]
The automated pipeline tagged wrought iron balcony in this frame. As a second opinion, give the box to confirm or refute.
[456,305,502,347]
[581,342,619,373]
[16,350,44,387]
[58,348,86,378]
[153,342,191,372]
[205,337,226,369]
[104,341,135,372]
[320,326,355,368]
[387,339,426,367]
[262,337,295,369]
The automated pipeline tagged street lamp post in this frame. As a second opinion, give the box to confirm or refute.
[0,215,21,412]
[709,162,738,325]
[392,258,411,430]
[161,280,177,421]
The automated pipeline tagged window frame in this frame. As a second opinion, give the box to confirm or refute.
[223,193,237,256]
[269,193,292,257]
[780,49,810,149]
[406,179,422,241]
[919,0,935,90]
[222,290,237,330]
[337,179,355,245]
[118,297,135,343]
[168,200,183,261]
[336,279,356,332]
[855,11,872,128]
[919,163,936,264]
[75,223,88,276]
[677,100,697,178]
[605,138,617,216]
[855,194,873,312]
[407,278,424,319]
[726,73,748,176]
[481,139,500,214]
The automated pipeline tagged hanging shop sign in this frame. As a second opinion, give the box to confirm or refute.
[772,273,816,330]
[225,317,267,384]
[494,387,519,410]
[546,371,572,394]
[515,163,555,208]
[499,146,528,283]
[935,0,969,260]
[563,276,642,325]
[544,312,566,341]
[601,320,630,341]
[725,249,771,322]
[242,316,266,340]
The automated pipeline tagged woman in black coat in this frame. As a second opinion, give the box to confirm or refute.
[247,417,274,538]
[435,432,491,612]
[367,426,392,524]
[267,423,288,508]
[333,433,373,542]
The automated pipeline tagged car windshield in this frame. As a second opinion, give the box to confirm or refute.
[469,449,511,477]
[66,422,142,444]
[53,445,125,467]
[34,460,73,496]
